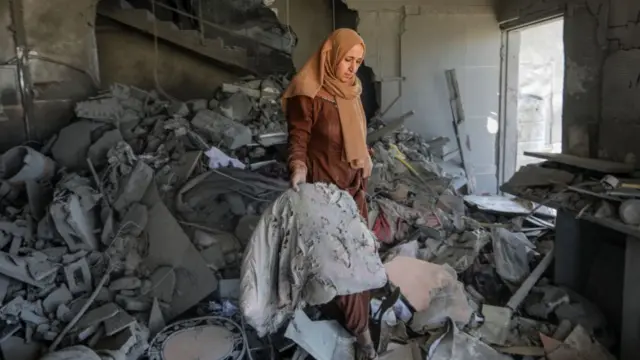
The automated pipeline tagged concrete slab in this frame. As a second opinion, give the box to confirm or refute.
[149,266,176,303]
[103,309,136,336]
[142,184,218,320]
[64,258,93,294]
[42,285,73,313]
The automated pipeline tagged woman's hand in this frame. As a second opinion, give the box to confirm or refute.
[289,161,307,191]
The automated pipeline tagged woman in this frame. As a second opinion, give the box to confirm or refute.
[282,29,376,359]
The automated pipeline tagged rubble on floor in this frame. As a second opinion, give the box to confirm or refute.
[0,78,614,360]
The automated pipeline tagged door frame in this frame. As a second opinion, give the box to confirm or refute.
[496,15,565,192]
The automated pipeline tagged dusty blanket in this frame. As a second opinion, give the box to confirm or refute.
[240,183,387,337]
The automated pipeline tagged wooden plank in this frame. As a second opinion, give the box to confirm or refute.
[523,151,634,174]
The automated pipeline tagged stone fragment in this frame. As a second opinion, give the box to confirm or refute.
[43,285,73,313]
[113,161,154,214]
[191,110,252,150]
[109,277,142,292]
[149,266,176,303]
[219,92,253,121]
[0,252,47,288]
[64,258,93,294]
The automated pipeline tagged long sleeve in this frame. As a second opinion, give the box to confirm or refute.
[286,95,315,169]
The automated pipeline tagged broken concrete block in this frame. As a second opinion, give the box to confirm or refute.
[186,99,208,113]
[191,110,252,150]
[88,129,123,167]
[524,286,570,319]
[64,258,93,294]
[26,258,57,281]
[104,309,136,336]
[218,278,241,300]
[121,203,148,237]
[109,277,142,292]
[51,194,99,251]
[0,275,10,304]
[56,304,71,322]
[20,308,49,325]
[224,193,246,215]
[167,102,189,117]
[113,161,154,214]
[474,305,513,346]
[1,336,43,360]
[148,298,165,336]
[115,295,150,312]
[0,146,56,185]
[8,236,22,255]
[149,266,176,303]
[74,303,120,332]
[43,285,73,313]
[0,252,47,288]
[219,92,254,122]
[193,230,240,252]
[51,120,102,171]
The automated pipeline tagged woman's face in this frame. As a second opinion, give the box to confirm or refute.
[336,44,364,83]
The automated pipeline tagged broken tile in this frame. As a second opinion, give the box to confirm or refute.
[104,310,136,336]
[64,258,93,294]
[43,285,73,314]
[109,277,142,292]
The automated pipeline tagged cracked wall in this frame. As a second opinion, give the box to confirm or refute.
[499,0,640,164]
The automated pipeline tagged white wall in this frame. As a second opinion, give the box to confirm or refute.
[348,1,501,193]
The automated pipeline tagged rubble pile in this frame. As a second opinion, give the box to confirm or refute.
[0,78,615,360]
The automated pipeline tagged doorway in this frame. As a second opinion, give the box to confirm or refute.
[498,17,565,186]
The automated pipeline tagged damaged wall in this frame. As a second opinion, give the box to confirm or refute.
[0,0,100,150]
[272,0,333,69]
[96,19,237,100]
[346,0,500,194]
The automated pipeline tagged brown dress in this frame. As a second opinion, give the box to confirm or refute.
[287,94,371,335]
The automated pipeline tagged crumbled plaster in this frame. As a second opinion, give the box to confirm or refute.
[564,59,591,95]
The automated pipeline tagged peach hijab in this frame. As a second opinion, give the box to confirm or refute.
[282,28,369,170]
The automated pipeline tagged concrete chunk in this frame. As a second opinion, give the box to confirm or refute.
[113,161,154,214]
[51,120,102,170]
[64,258,93,294]
[475,305,513,346]
[43,285,73,313]
[191,109,252,150]
[0,252,47,288]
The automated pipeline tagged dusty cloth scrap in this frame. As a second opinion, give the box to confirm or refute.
[240,183,387,337]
